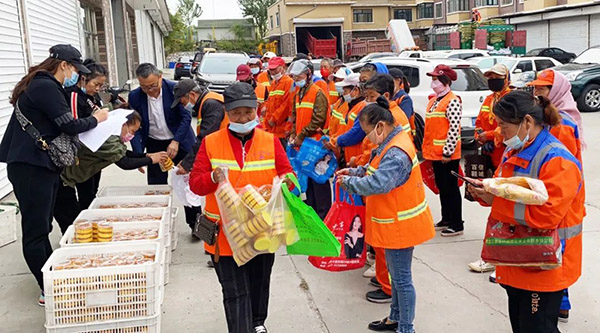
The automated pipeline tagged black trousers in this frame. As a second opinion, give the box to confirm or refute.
[305,178,332,220]
[212,254,275,332]
[7,162,60,290]
[146,137,202,229]
[504,285,563,333]
[432,160,463,231]
[53,172,102,234]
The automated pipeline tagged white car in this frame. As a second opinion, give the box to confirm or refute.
[468,56,562,83]
[399,50,490,60]
[350,57,491,145]
[194,53,249,93]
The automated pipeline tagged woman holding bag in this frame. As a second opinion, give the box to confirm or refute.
[337,97,435,333]
[468,91,584,333]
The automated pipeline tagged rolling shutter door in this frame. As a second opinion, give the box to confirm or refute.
[549,17,589,55]
[0,0,26,198]
[24,0,82,64]
[590,15,600,48]
[518,22,548,51]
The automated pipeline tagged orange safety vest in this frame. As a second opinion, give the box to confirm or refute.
[475,89,511,168]
[264,75,294,138]
[342,100,367,162]
[257,71,271,87]
[365,130,435,248]
[256,82,270,114]
[329,98,348,140]
[422,92,461,161]
[492,129,584,292]
[203,128,278,256]
[389,100,412,139]
[197,92,229,134]
[328,80,339,105]
[295,83,326,140]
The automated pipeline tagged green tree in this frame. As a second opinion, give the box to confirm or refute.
[238,0,276,39]
[164,1,202,54]
[216,24,259,54]
[178,0,202,43]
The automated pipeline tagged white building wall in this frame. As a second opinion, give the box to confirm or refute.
[135,9,166,68]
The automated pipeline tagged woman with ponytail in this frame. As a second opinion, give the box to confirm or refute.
[337,96,435,333]
[468,90,584,333]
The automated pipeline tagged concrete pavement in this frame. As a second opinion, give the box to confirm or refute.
[1,115,600,332]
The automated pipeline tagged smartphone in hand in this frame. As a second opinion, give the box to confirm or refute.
[451,170,483,188]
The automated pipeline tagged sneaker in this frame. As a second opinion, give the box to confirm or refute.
[366,252,376,266]
[441,228,464,237]
[434,220,450,230]
[468,259,496,273]
[38,291,45,307]
[207,260,214,268]
[558,310,569,323]
[489,271,497,284]
[369,277,381,288]
[366,289,392,303]
[363,264,376,278]
[255,325,268,333]
[368,317,398,332]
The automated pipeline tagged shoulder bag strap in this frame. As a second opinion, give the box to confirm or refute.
[13,99,49,150]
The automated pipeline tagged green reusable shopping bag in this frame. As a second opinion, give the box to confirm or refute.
[283,183,341,257]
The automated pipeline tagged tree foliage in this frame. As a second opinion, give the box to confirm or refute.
[238,0,277,39]
[164,1,202,54]
[178,0,203,27]
[216,24,260,54]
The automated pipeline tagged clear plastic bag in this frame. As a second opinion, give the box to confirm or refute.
[482,177,548,205]
[215,177,299,266]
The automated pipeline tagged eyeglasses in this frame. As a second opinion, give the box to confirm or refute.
[140,82,160,91]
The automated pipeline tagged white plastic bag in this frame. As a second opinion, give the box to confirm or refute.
[482,177,548,205]
[171,167,203,207]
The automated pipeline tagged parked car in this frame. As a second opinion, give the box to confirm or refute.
[468,56,561,84]
[400,50,489,60]
[190,48,216,76]
[357,52,398,63]
[193,53,249,93]
[554,46,600,112]
[350,57,490,145]
[525,47,576,64]
[174,56,193,80]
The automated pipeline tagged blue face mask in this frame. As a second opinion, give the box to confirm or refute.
[63,69,79,87]
[250,67,260,75]
[185,102,194,112]
[81,87,87,95]
[229,118,259,134]
[295,80,306,89]
[503,122,530,150]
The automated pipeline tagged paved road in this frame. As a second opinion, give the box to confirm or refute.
[1,87,599,332]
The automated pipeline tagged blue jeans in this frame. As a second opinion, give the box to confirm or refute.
[385,247,416,333]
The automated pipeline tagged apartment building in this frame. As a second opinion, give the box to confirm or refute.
[0,0,171,198]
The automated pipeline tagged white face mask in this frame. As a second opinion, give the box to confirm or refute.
[367,122,385,145]
[503,122,530,150]
[272,72,283,81]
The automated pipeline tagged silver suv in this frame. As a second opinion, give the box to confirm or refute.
[193,53,249,93]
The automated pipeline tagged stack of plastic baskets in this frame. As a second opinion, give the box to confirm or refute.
[88,194,174,285]
[42,243,162,333]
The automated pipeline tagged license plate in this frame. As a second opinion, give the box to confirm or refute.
[184,65,191,69]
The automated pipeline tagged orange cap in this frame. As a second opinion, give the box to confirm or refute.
[527,69,554,86]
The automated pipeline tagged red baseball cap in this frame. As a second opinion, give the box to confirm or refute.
[236,64,252,81]
[427,64,458,81]
[268,57,285,70]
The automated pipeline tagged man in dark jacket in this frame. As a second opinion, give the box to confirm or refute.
[172,79,226,233]
[128,63,196,185]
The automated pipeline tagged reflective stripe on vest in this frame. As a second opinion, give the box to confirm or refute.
[296,102,314,109]
[209,158,275,172]
[426,111,447,119]
[349,112,357,121]
[269,90,285,97]
[330,90,339,97]
[204,210,220,220]
[402,124,411,133]
[397,199,429,221]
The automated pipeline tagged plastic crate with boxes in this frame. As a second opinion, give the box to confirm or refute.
[42,243,162,330]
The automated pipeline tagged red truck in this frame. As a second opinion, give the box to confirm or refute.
[303,31,337,58]
[349,39,392,60]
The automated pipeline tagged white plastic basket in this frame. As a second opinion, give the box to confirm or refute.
[170,207,179,251]
[0,205,17,247]
[88,195,172,210]
[45,314,161,333]
[97,185,173,198]
[59,221,165,249]
[42,243,162,327]
[72,208,169,238]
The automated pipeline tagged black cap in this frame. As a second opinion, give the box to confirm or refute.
[171,79,198,108]
[49,44,90,74]
[293,53,308,62]
[389,68,405,79]
[223,82,257,111]
[332,59,344,68]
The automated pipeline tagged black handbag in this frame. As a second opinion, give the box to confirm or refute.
[14,100,79,168]
[193,214,219,246]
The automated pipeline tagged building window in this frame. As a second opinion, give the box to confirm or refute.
[501,0,513,5]
[276,12,280,27]
[270,15,273,29]
[393,9,412,22]
[81,5,100,60]
[353,9,373,23]
[434,2,443,18]
[475,0,498,6]
[447,0,469,13]
[417,3,434,19]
